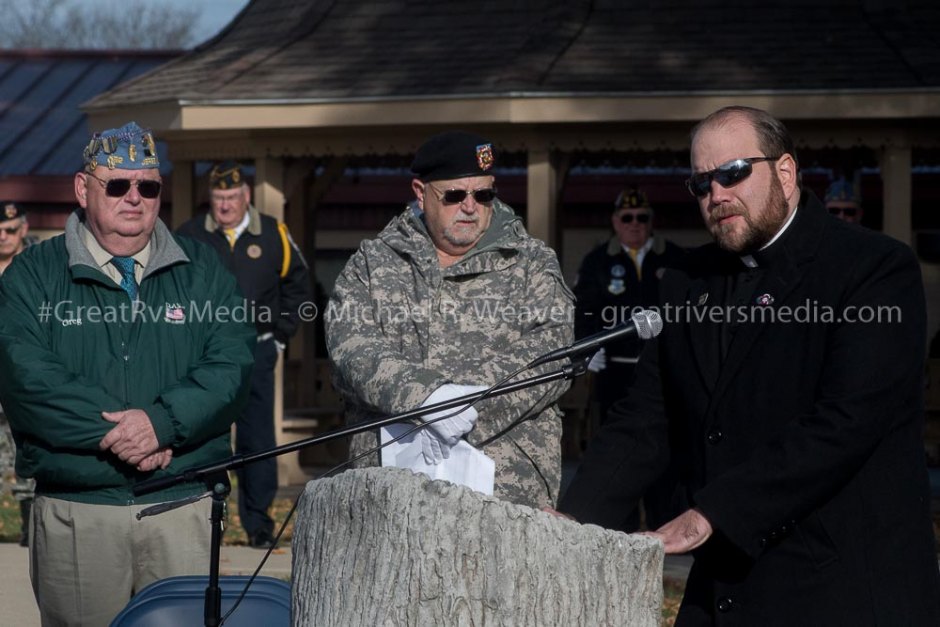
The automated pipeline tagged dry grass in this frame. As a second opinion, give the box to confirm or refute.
[223,492,298,546]
[662,578,685,626]
[0,492,22,542]
[0,487,300,546]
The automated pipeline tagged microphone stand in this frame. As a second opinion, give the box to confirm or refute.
[133,358,588,627]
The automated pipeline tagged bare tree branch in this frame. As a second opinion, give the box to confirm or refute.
[0,0,203,49]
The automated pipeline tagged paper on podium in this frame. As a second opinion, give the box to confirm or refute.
[379,423,495,495]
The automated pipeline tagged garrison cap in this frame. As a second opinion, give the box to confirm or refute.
[1,202,25,221]
[411,131,496,182]
[209,161,247,190]
[824,178,860,206]
[614,186,651,211]
[83,122,159,171]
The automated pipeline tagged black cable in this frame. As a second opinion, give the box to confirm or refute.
[219,362,533,624]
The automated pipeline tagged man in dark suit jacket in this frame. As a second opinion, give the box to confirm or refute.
[558,106,940,625]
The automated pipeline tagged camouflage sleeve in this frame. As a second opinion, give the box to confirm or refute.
[467,243,575,444]
[325,245,448,416]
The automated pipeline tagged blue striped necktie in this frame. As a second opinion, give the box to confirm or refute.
[110,256,138,301]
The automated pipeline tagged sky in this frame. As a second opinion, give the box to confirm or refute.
[187,0,252,46]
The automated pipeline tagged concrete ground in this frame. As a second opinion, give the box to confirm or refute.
[0,542,292,627]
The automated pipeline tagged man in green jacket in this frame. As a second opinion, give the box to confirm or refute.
[0,122,255,626]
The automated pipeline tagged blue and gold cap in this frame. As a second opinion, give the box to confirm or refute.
[83,122,159,171]
[209,161,247,190]
[824,178,860,205]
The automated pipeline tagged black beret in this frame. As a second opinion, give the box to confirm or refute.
[411,131,496,182]
[209,161,247,190]
[1,201,25,221]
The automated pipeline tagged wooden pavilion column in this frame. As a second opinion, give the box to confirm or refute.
[254,157,285,220]
[169,159,193,229]
[527,144,559,250]
[879,144,912,245]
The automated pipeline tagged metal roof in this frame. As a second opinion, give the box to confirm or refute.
[0,50,180,177]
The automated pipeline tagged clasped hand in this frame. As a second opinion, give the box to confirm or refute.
[418,383,487,464]
[99,409,173,472]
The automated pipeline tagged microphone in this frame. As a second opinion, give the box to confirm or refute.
[528,309,663,368]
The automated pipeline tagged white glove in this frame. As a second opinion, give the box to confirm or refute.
[587,348,607,373]
[420,384,488,446]
[418,428,448,465]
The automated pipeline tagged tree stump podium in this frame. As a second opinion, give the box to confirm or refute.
[292,467,663,626]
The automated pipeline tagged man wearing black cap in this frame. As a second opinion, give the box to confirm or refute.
[0,201,29,275]
[326,131,574,509]
[177,162,311,549]
[574,187,685,422]
[0,201,35,547]
[572,187,685,531]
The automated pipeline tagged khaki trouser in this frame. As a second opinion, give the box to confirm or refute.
[30,495,212,627]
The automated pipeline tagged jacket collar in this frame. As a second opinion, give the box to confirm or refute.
[202,205,263,236]
[605,233,666,257]
[65,209,190,283]
[381,199,525,274]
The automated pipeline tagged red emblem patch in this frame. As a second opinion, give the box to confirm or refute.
[476,143,494,171]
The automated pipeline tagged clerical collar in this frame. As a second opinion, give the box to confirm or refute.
[739,204,799,268]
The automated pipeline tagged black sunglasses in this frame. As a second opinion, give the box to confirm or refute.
[685,156,780,198]
[620,213,651,224]
[829,206,858,217]
[428,185,497,205]
[87,172,162,199]
[0,225,22,235]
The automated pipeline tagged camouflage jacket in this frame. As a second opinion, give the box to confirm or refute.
[326,200,574,508]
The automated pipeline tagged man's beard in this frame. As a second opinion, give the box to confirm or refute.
[442,214,483,247]
[711,173,790,253]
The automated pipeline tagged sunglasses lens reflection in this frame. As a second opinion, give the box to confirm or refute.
[441,188,497,204]
[716,162,753,187]
[687,162,754,197]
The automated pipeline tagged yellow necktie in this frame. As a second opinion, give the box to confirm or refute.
[224,228,237,250]
[627,248,641,280]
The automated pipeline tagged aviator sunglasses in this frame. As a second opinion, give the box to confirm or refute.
[427,184,497,205]
[86,172,162,199]
[685,156,780,198]
[620,213,651,224]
